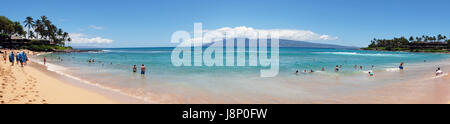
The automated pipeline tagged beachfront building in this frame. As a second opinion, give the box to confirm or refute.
[0,34,54,49]
[408,42,449,50]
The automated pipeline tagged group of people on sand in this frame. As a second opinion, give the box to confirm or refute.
[1,50,29,67]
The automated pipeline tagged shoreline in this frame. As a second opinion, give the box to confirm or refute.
[0,50,121,104]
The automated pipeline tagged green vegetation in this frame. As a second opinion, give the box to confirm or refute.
[21,44,73,51]
[21,16,71,45]
[1,15,72,51]
[365,34,450,53]
[0,16,26,36]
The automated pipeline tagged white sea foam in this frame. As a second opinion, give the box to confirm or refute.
[433,73,448,79]
[386,68,400,72]
[315,52,404,57]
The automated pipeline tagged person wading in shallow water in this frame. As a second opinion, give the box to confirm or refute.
[141,64,146,75]
[133,65,137,73]
[399,62,404,70]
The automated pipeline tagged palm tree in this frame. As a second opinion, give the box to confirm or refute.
[34,19,42,38]
[13,21,26,37]
[23,16,34,39]
[409,36,414,42]
[438,34,443,41]
[28,30,35,39]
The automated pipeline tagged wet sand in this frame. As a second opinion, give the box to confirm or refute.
[0,50,118,104]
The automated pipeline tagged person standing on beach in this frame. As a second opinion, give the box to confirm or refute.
[360,66,363,70]
[141,64,146,75]
[15,52,20,65]
[335,65,340,72]
[44,56,47,65]
[9,51,15,66]
[23,51,28,65]
[19,52,24,67]
[133,65,137,73]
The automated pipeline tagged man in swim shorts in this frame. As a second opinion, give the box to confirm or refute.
[141,64,146,75]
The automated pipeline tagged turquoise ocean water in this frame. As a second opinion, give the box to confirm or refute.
[34,48,450,103]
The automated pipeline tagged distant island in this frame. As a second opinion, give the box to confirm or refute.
[362,35,450,53]
[0,15,72,51]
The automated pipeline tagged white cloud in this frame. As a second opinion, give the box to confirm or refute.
[69,33,113,44]
[89,25,105,30]
[188,26,337,43]
[178,26,338,47]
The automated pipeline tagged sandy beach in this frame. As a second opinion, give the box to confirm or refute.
[0,50,118,104]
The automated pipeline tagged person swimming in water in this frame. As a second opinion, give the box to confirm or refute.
[310,69,314,73]
[399,62,404,70]
[133,65,137,73]
[321,67,325,71]
[141,64,146,75]
[296,70,299,75]
[436,68,443,76]
[368,71,374,77]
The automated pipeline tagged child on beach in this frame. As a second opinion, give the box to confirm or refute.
[3,52,6,63]
[399,62,404,70]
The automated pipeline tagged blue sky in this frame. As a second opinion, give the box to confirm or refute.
[1,0,449,47]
